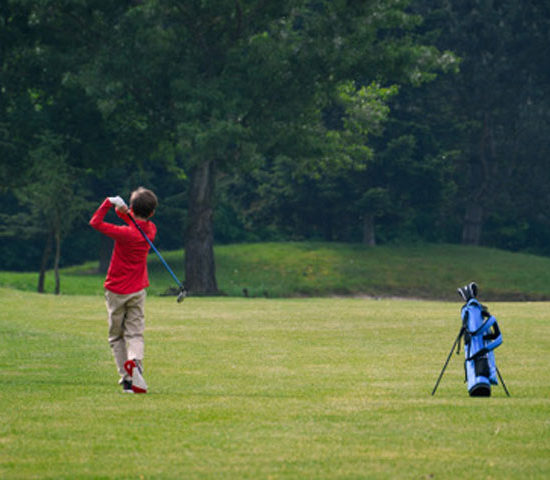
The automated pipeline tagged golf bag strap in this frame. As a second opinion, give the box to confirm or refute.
[480,335,502,355]
[465,335,502,361]
[467,314,497,337]
[463,314,502,361]
[483,318,501,341]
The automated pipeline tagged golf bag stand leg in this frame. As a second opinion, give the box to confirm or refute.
[431,326,464,396]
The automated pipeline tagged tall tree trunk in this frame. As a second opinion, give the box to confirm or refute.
[362,213,376,246]
[54,217,61,295]
[462,116,491,246]
[184,159,218,295]
[462,203,483,245]
[38,232,53,293]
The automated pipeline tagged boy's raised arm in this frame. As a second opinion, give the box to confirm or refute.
[89,197,131,238]
[89,198,112,229]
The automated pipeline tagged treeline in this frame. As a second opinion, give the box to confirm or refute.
[1,1,550,293]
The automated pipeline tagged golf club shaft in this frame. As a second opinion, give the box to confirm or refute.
[127,212,184,290]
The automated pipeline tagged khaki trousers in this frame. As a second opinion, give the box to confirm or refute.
[105,289,146,382]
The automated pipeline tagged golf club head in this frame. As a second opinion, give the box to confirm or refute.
[457,282,478,302]
[177,287,187,303]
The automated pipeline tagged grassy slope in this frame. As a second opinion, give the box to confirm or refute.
[215,242,550,300]
[0,289,549,479]
[2,242,550,300]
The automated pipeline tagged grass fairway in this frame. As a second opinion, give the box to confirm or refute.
[1,288,549,479]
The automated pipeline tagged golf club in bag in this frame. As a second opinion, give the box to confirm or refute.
[127,211,187,303]
[432,282,510,397]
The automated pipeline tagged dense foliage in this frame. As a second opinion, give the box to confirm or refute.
[1,1,549,292]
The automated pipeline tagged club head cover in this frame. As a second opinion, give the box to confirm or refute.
[457,285,470,301]
[124,360,148,394]
[468,282,478,298]
[457,282,479,302]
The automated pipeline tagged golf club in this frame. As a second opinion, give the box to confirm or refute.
[127,211,187,303]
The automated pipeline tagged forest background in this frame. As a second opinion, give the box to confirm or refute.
[1,0,550,295]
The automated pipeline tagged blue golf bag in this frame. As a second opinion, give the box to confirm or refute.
[432,282,509,397]
[461,298,502,396]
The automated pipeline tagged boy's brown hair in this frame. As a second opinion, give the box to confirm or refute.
[130,187,158,218]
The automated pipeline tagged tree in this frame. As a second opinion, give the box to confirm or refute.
[0,1,459,282]
[0,2,42,190]
[0,133,90,293]
[74,0,457,291]
[0,1,120,275]
[409,0,550,246]
[326,81,398,245]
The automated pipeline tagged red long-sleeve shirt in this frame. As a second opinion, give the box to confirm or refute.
[89,198,157,294]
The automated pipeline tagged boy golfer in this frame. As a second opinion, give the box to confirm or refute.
[89,187,158,393]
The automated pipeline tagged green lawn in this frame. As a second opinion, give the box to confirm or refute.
[4,242,550,300]
[1,287,549,479]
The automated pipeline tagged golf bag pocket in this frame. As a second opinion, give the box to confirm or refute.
[461,299,502,396]
[474,356,490,378]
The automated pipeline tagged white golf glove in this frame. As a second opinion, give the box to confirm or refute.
[108,196,127,208]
